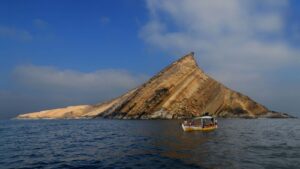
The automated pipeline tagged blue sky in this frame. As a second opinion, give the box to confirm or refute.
[0,0,168,74]
[0,0,300,119]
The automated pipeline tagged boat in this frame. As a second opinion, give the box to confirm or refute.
[181,115,218,132]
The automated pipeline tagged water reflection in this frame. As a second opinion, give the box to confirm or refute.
[0,119,299,169]
[134,120,215,167]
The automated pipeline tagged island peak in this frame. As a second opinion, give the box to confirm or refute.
[17,52,290,119]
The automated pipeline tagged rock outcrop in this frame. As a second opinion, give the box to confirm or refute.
[17,52,290,119]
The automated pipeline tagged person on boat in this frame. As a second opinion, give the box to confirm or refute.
[184,120,190,126]
[191,120,195,126]
[210,118,214,126]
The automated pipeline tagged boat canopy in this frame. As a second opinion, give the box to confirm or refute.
[193,116,214,120]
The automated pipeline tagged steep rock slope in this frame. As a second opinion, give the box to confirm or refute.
[17,52,289,119]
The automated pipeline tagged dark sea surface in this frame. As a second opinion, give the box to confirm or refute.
[0,119,299,169]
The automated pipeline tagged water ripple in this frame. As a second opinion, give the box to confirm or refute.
[0,119,299,169]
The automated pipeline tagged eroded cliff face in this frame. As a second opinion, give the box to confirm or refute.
[16,52,290,119]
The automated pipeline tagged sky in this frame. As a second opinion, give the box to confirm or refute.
[0,0,299,119]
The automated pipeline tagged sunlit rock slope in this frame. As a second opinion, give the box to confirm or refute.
[17,52,290,119]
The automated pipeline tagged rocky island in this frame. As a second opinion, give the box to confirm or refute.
[17,52,290,119]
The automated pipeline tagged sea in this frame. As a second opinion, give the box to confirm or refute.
[0,118,299,169]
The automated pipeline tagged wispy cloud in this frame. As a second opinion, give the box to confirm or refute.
[0,25,32,41]
[0,65,148,118]
[140,0,300,113]
[33,19,49,30]
[100,16,110,25]
[13,65,147,98]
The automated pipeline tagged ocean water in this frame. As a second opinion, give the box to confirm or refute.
[0,119,299,169]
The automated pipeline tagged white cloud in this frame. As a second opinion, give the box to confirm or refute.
[0,65,148,118]
[140,0,300,113]
[0,25,32,41]
[13,65,147,97]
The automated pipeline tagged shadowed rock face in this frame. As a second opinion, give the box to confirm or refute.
[17,52,290,119]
